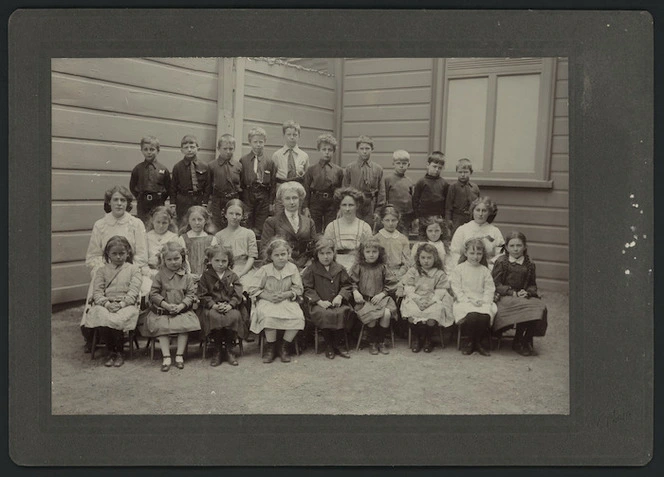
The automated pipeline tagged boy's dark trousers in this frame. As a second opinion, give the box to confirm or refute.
[397,213,414,237]
[308,193,336,233]
[450,212,471,235]
[243,184,271,238]
[137,192,166,223]
[175,191,207,226]
[358,193,377,228]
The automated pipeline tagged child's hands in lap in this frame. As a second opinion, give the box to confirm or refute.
[516,289,528,298]
[370,292,385,305]
[318,300,332,309]
[353,290,364,304]
[331,295,343,307]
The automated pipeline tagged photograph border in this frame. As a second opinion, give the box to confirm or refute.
[8,8,653,466]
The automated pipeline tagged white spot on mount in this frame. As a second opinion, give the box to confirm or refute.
[625,270,630,275]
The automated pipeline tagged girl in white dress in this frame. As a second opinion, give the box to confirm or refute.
[450,238,497,356]
[248,237,305,364]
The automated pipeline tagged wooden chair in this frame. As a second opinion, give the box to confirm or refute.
[87,291,142,360]
[492,325,516,351]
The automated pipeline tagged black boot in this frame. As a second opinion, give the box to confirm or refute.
[376,326,389,355]
[321,329,335,359]
[333,329,350,358]
[423,325,434,353]
[279,339,292,363]
[368,326,379,355]
[262,341,276,363]
[410,323,421,353]
[225,331,239,366]
[210,342,223,367]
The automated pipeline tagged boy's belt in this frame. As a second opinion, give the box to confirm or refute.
[251,182,270,190]
[311,190,334,199]
[362,190,378,198]
[212,190,239,199]
[142,192,163,201]
[336,249,353,255]
[183,190,205,196]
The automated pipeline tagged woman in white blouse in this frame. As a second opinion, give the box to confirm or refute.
[323,187,373,271]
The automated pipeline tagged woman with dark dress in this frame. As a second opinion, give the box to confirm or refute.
[491,231,548,356]
[261,181,316,269]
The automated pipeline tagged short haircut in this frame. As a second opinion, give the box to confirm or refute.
[204,244,235,270]
[140,136,160,151]
[160,240,187,265]
[316,133,338,151]
[333,186,364,209]
[428,151,446,166]
[103,235,133,264]
[313,237,337,263]
[456,157,473,173]
[103,185,133,213]
[379,204,401,221]
[392,150,410,162]
[419,215,450,242]
[282,120,301,135]
[217,134,236,148]
[276,181,306,205]
[469,196,497,217]
[263,236,292,262]
[356,236,387,266]
[247,127,267,142]
[355,135,374,150]
[181,134,199,147]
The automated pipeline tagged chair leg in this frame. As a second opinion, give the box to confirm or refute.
[407,326,412,348]
[439,326,445,349]
[355,324,365,352]
[128,331,134,359]
[314,327,319,355]
[90,328,98,360]
[150,338,155,360]
[259,332,264,357]
[457,325,461,350]
[390,324,395,348]
[238,338,244,357]
[344,331,350,352]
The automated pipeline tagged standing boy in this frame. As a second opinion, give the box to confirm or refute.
[207,134,243,232]
[342,135,385,229]
[445,157,480,233]
[412,151,449,235]
[272,120,310,216]
[129,135,171,223]
[170,134,210,226]
[384,150,414,236]
[239,127,277,237]
[302,134,344,233]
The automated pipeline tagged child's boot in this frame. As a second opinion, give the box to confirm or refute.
[210,341,223,367]
[113,351,125,367]
[423,326,434,353]
[262,341,276,364]
[410,323,421,353]
[225,331,239,366]
[376,326,390,355]
[104,352,116,367]
[368,326,379,355]
[279,340,292,363]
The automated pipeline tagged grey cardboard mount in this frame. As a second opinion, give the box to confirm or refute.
[8,9,653,466]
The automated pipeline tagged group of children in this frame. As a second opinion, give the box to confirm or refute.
[83,120,548,371]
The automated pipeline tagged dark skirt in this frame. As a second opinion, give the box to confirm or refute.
[492,296,548,337]
[307,304,353,330]
[200,308,248,339]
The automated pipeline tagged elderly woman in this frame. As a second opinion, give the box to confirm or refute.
[81,185,151,350]
[260,181,317,269]
[449,196,505,271]
[323,187,373,271]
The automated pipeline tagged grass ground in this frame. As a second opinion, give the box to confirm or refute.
[51,292,569,415]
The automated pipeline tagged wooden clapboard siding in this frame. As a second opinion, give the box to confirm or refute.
[241,58,336,156]
[52,58,219,304]
[339,57,569,292]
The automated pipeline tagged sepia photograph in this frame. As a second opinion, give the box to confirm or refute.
[50,56,569,415]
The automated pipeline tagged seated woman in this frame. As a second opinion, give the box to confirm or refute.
[491,231,548,356]
[261,181,316,269]
[449,196,504,271]
[323,187,373,271]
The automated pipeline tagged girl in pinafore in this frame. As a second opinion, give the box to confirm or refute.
[491,231,548,356]
[248,237,305,364]
[450,238,497,356]
[373,205,412,280]
[302,237,353,360]
[143,241,201,372]
[145,206,179,279]
[399,243,454,353]
[349,236,398,355]
[197,245,247,367]
[176,205,218,280]
[82,235,143,368]
[214,199,258,288]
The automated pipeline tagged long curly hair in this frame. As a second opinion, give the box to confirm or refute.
[356,236,386,266]
[414,242,444,275]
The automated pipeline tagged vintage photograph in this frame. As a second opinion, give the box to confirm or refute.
[50,56,570,415]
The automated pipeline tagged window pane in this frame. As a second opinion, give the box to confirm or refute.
[445,77,487,172]
[492,74,540,173]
